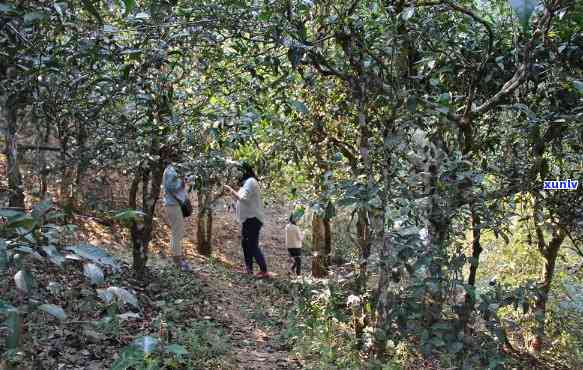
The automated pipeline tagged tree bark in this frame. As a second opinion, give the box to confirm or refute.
[457,206,482,333]
[196,192,213,257]
[39,120,52,199]
[58,134,75,210]
[324,217,331,266]
[130,158,164,282]
[467,208,482,286]
[311,213,328,277]
[310,120,332,277]
[74,120,89,209]
[355,88,373,293]
[372,109,397,360]
[4,97,25,210]
[530,227,565,352]
[356,208,370,292]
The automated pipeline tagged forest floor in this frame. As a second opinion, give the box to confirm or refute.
[3,196,571,369]
[1,200,307,369]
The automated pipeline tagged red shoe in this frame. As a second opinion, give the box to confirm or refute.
[255,271,271,279]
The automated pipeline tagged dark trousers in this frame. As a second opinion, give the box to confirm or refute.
[288,248,301,275]
[242,217,267,273]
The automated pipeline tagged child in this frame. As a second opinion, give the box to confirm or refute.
[285,214,303,276]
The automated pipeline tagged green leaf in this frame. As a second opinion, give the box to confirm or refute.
[406,95,417,112]
[0,239,7,271]
[54,2,67,18]
[438,92,450,105]
[165,344,188,356]
[31,199,52,219]
[289,100,308,114]
[113,209,146,224]
[103,24,118,33]
[509,103,538,120]
[0,3,16,14]
[83,263,105,285]
[98,287,139,308]
[24,11,47,25]
[401,7,415,20]
[39,304,66,320]
[7,214,36,231]
[0,209,24,219]
[120,0,136,16]
[110,347,144,370]
[5,309,21,350]
[134,12,150,20]
[0,299,15,312]
[41,245,65,267]
[398,226,419,236]
[65,244,120,270]
[14,270,33,293]
[117,312,141,320]
[449,341,464,353]
[487,357,506,369]
[132,336,159,354]
[430,336,446,347]
[97,288,114,304]
[325,15,338,24]
[81,0,103,24]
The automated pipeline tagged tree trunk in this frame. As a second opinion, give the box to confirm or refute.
[356,91,372,292]
[196,192,213,257]
[530,228,565,352]
[452,206,483,333]
[4,97,25,210]
[324,217,331,266]
[356,208,371,293]
[39,122,51,199]
[311,213,328,277]
[74,121,88,209]
[370,104,400,360]
[310,121,331,278]
[424,149,449,328]
[58,135,75,210]
[130,158,164,282]
[467,208,482,286]
[373,233,395,359]
[128,175,144,278]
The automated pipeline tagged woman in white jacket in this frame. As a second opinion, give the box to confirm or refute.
[224,162,269,278]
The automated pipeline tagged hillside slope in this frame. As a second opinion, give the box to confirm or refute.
[1,202,304,369]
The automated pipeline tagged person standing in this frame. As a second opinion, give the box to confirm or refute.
[285,214,303,276]
[224,162,269,277]
[162,149,191,271]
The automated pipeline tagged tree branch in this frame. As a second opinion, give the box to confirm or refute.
[474,0,561,114]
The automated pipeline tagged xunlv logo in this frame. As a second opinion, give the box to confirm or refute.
[543,179,579,190]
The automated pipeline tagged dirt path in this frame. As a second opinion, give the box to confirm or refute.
[81,200,304,369]
[139,202,302,369]
[180,205,303,369]
[189,263,298,369]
